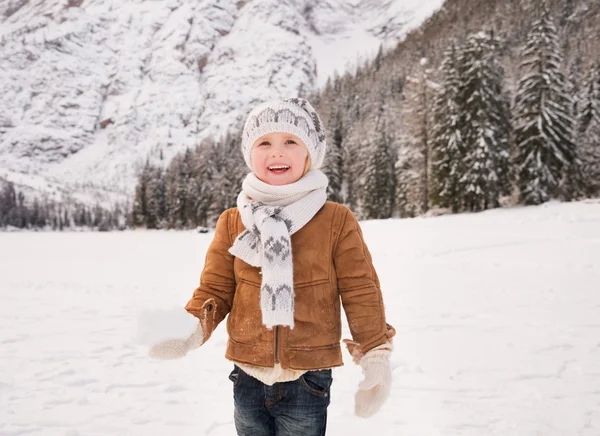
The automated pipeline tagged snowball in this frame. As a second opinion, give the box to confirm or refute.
[135,306,198,346]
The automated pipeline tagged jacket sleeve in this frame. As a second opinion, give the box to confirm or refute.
[334,206,395,354]
[185,209,236,344]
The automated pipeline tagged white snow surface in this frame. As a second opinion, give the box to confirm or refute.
[0,0,444,206]
[2,199,599,435]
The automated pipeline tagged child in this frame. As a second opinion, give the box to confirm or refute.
[149,98,396,435]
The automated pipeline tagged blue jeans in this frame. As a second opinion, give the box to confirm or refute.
[229,365,332,436]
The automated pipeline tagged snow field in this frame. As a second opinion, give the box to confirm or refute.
[1,199,599,435]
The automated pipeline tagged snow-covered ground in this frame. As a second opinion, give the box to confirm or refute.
[1,199,599,435]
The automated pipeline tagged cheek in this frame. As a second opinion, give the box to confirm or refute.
[250,148,263,167]
[295,149,309,166]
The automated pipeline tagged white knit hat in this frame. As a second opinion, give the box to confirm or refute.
[241,98,327,171]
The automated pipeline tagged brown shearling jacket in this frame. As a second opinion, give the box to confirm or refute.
[185,201,395,370]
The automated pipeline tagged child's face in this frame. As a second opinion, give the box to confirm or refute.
[250,132,309,185]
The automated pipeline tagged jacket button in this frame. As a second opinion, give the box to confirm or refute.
[206,304,213,312]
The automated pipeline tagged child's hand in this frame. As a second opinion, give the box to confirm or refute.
[343,337,394,418]
[354,348,392,418]
[143,298,217,360]
[148,323,204,360]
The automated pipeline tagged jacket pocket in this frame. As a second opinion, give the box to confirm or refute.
[228,280,265,345]
[289,281,341,345]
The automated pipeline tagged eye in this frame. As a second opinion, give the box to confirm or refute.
[285,139,297,145]
[257,141,270,147]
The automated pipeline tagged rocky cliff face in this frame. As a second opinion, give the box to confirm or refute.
[0,0,443,204]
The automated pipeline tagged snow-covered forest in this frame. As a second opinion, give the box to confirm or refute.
[311,0,600,222]
[127,0,600,229]
[1,0,599,229]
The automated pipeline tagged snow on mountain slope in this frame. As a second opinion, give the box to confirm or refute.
[308,0,445,84]
[0,0,444,205]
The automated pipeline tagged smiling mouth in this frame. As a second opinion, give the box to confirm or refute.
[268,165,290,174]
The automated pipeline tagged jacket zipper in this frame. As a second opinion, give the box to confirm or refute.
[274,326,280,364]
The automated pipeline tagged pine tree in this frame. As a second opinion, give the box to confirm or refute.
[560,56,587,201]
[430,41,465,212]
[395,142,421,217]
[85,206,92,227]
[374,44,384,72]
[180,148,195,227]
[154,167,167,227]
[0,182,18,227]
[62,208,69,229]
[163,149,195,229]
[144,166,165,229]
[395,57,433,215]
[323,109,344,204]
[31,198,44,228]
[132,161,150,227]
[58,206,64,231]
[92,204,104,229]
[579,64,600,135]
[164,155,182,228]
[513,7,576,205]
[568,56,583,131]
[205,133,246,224]
[459,31,512,212]
[342,122,370,214]
[362,119,396,219]
[191,141,213,228]
[578,63,600,197]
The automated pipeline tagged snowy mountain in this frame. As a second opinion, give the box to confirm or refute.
[0,0,444,206]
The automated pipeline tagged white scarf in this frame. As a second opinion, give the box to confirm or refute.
[228,170,329,329]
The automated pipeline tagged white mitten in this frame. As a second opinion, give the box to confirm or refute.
[145,299,217,360]
[354,348,392,418]
[148,322,204,360]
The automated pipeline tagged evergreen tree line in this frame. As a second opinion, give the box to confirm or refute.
[132,132,246,229]
[0,180,128,231]
[429,11,599,211]
[131,2,599,227]
[312,6,599,219]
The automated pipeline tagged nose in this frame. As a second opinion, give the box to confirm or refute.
[270,143,285,156]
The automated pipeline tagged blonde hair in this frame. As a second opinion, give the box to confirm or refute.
[303,155,311,176]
